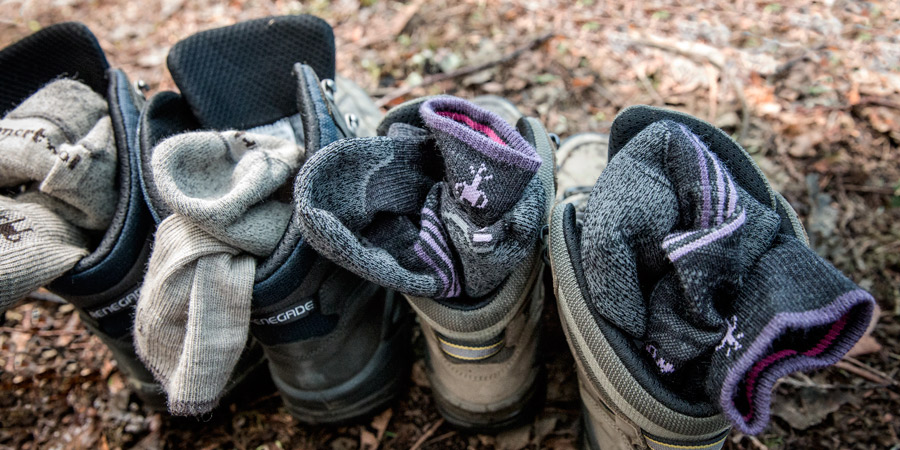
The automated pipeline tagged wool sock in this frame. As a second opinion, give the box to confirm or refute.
[0,198,89,308]
[420,96,541,227]
[580,116,874,434]
[135,129,303,415]
[0,79,116,311]
[294,96,545,299]
[151,130,301,255]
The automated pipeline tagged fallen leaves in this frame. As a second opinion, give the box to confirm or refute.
[772,387,857,430]
[1,0,899,449]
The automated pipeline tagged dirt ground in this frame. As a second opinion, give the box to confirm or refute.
[0,0,898,449]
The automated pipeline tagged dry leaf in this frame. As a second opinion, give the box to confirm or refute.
[359,428,378,450]
[411,359,430,388]
[371,408,393,442]
[531,415,558,445]
[107,372,126,395]
[496,424,531,450]
[772,387,855,430]
[845,335,883,358]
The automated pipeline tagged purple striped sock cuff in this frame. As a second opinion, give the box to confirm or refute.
[420,96,541,172]
[720,289,875,434]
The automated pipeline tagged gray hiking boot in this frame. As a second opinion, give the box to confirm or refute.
[292,94,556,430]
[550,131,730,449]
[136,16,411,420]
[0,22,268,412]
[409,96,554,430]
[549,107,874,448]
[334,76,381,137]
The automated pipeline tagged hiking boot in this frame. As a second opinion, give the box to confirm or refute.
[135,15,411,421]
[334,75,381,137]
[293,95,556,430]
[0,22,178,411]
[554,133,609,197]
[548,107,875,449]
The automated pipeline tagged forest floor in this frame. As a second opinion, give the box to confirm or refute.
[0,0,898,449]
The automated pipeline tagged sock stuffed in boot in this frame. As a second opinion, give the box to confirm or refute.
[0,79,117,310]
[135,130,302,415]
[294,96,545,300]
[580,118,875,434]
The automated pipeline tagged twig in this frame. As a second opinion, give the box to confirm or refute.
[733,432,769,450]
[747,435,769,450]
[353,0,427,49]
[834,361,897,386]
[375,32,555,108]
[771,45,827,81]
[635,63,666,106]
[843,356,895,382]
[424,431,456,447]
[632,35,751,142]
[246,392,282,408]
[856,96,900,110]
[542,406,582,415]
[409,418,444,450]
[705,62,719,122]
[842,184,897,195]
[778,374,883,391]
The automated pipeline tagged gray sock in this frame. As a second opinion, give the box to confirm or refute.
[135,129,303,415]
[0,79,117,230]
[581,114,875,434]
[294,96,545,299]
[0,198,89,309]
[0,79,117,311]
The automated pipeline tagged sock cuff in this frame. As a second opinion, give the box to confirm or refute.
[715,288,874,434]
[420,96,540,172]
[134,215,255,416]
[4,78,108,141]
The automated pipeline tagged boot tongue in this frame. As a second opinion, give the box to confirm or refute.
[293,63,348,154]
[166,15,336,131]
[0,22,109,114]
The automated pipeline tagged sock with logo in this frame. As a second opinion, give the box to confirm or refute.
[580,117,875,434]
[135,129,302,415]
[294,96,544,299]
[421,97,543,297]
[0,79,117,311]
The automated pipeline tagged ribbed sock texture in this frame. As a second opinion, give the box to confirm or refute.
[135,129,303,415]
[294,96,544,299]
[580,117,874,434]
[0,79,116,311]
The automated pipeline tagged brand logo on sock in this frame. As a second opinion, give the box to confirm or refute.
[645,344,675,373]
[0,212,34,244]
[715,315,744,357]
[250,300,316,326]
[455,164,493,208]
[233,131,257,149]
[0,127,81,169]
[87,287,140,320]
